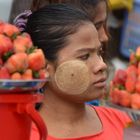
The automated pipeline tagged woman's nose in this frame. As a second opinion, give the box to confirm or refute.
[93,56,107,74]
[98,27,108,43]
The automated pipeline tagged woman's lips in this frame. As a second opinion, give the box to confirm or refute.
[92,78,107,88]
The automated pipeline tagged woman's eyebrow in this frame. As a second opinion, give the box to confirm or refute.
[77,48,95,53]
[94,21,104,27]
[76,46,102,53]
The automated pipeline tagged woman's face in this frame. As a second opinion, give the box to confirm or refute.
[93,1,108,44]
[47,23,107,102]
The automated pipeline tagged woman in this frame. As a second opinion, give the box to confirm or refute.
[25,4,131,140]
[14,0,109,105]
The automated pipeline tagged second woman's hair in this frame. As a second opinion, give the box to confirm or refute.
[26,4,92,62]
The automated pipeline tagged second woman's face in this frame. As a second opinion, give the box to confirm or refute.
[93,1,108,44]
[48,23,107,102]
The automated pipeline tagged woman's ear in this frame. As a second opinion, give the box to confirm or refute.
[45,61,55,78]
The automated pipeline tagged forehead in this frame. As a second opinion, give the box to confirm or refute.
[93,1,107,22]
[67,23,99,46]
[58,23,101,59]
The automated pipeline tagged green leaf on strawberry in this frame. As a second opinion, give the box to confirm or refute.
[117,84,125,90]
[2,51,14,62]
[26,46,37,54]
[33,70,40,78]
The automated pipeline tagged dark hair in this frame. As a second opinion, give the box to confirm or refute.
[26,4,91,62]
[72,0,108,21]
[31,0,109,61]
[15,0,108,35]
[31,0,107,14]
[30,0,109,40]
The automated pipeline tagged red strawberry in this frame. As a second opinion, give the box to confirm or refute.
[119,90,131,107]
[13,34,33,53]
[0,34,13,56]
[5,53,28,73]
[11,72,22,80]
[2,23,19,37]
[135,75,140,93]
[38,69,48,79]
[113,69,127,86]
[0,67,10,79]
[126,65,137,76]
[131,93,140,109]
[136,82,140,93]
[110,88,121,104]
[28,49,46,71]
[125,65,137,93]
[22,69,33,80]
[125,76,136,93]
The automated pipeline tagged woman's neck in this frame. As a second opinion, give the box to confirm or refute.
[39,88,102,138]
[40,88,88,123]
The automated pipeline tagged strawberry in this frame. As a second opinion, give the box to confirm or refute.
[11,72,22,80]
[28,49,46,71]
[119,90,131,107]
[0,34,13,56]
[38,69,48,79]
[5,53,28,73]
[135,75,140,93]
[131,93,140,109]
[2,23,20,37]
[125,65,137,93]
[0,66,10,79]
[113,69,127,86]
[125,76,136,93]
[13,34,33,53]
[110,88,121,104]
[126,65,137,76]
[22,69,33,80]
[136,82,140,93]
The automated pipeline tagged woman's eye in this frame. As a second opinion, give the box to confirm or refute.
[97,49,104,57]
[95,23,102,30]
[78,53,90,60]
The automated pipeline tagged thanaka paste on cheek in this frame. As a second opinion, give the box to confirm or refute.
[54,60,90,95]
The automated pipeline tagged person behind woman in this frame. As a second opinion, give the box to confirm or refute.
[25,4,131,140]
[39,1,108,38]
[14,0,109,106]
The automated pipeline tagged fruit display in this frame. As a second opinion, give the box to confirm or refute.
[110,47,140,110]
[0,21,47,80]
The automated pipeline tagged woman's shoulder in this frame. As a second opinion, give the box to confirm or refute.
[94,105,126,115]
[94,105,129,116]
[93,106,132,128]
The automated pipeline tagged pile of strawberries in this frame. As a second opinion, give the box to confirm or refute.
[0,21,47,80]
[110,47,140,110]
